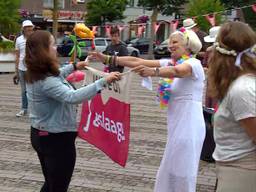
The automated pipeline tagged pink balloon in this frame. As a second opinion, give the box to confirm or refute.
[66,70,85,83]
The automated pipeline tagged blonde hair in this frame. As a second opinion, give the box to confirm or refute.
[170,29,202,54]
[208,21,256,100]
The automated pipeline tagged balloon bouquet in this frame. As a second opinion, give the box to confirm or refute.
[66,23,95,83]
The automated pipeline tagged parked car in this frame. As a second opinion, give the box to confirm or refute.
[57,37,140,60]
[153,39,170,59]
[128,37,155,54]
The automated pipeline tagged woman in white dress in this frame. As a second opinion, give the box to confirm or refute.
[91,28,206,192]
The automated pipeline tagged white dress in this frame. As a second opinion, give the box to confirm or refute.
[154,58,206,192]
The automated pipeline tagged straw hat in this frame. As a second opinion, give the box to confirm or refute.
[183,18,197,29]
[22,20,34,28]
[204,26,221,43]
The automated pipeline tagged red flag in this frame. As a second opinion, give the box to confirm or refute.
[78,67,133,167]
[118,25,125,32]
[153,22,161,34]
[105,25,111,37]
[170,20,179,31]
[137,24,145,37]
[252,4,256,13]
[205,14,215,26]
[92,26,98,35]
[72,0,77,5]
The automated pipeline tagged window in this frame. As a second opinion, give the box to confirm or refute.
[43,0,65,9]
[95,39,106,46]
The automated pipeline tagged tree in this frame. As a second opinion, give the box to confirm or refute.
[85,0,128,26]
[186,0,224,32]
[137,0,186,59]
[52,0,59,39]
[0,0,20,36]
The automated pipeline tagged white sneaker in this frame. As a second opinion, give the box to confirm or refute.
[16,110,27,117]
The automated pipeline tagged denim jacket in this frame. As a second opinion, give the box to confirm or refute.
[26,64,106,133]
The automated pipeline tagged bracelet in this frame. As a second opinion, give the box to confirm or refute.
[113,55,117,66]
[154,67,160,77]
[104,55,111,65]
[72,61,77,70]
[109,56,113,65]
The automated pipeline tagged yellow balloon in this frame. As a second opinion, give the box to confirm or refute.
[74,23,94,39]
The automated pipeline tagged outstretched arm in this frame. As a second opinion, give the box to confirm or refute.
[133,63,192,78]
[90,51,160,68]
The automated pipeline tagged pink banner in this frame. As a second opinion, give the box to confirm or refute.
[105,25,111,37]
[78,67,133,167]
[170,20,179,31]
[92,26,98,34]
[137,25,145,37]
[153,22,161,34]
[252,4,256,13]
[205,14,215,26]
[118,25,125,32]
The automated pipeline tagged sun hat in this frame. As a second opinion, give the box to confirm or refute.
[183,18,197,29]
[204,26,220,43]
[22,20,34,28]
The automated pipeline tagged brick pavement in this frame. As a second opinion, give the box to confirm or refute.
[0,64,216,192]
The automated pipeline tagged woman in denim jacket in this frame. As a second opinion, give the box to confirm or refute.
[25,30,120,192]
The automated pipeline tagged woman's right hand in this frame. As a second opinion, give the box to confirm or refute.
[105,72,121,83]
[89,51,106,63]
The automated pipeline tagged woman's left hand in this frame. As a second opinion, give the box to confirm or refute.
[132,65,155,77]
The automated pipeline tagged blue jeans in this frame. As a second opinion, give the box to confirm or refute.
[18,70,28,110]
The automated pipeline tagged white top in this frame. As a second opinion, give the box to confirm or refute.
[213,74,256,162]
[15,35,27,71]
[155,58,205,191]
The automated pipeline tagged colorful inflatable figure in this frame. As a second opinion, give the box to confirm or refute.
[66,23,95,83]
[68,23,95,59]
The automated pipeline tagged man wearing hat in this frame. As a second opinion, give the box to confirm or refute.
[14,20,34,117]
[183,18,209,60]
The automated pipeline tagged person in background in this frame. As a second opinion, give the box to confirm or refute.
[203,26,220,109]
[14,20,34,117]
[25,30,120,192]
[91,28,205,192]
[183,18,209,61]
[104,26,128,73]
[203,26,221,67]
[208,21,256,192]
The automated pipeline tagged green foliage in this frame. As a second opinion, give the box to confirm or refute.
[220,0,256,30]
[243,6,256,30]
[186,0,225,32]
[85,0,128,25]
[137,0,186,15]
[0,0,21,36]
[0,41,15,52]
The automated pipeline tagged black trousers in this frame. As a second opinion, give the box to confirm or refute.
[31,127,77,192]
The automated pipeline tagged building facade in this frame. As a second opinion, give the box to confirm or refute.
[20,0,87,33]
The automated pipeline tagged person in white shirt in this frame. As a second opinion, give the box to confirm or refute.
[208,21,256,192]
[14,20,34,117]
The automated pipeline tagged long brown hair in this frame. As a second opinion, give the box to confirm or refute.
[208,21,256,100]
[25,30,59,83]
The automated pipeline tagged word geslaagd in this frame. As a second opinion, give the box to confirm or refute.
[93,111,125,143]
[92,73,124,143]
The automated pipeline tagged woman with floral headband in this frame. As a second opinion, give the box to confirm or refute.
[91,29,205,192]
[207,21,256,192]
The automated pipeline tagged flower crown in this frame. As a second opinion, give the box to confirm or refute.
[214,42,256,69]
[214,42,237,56]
